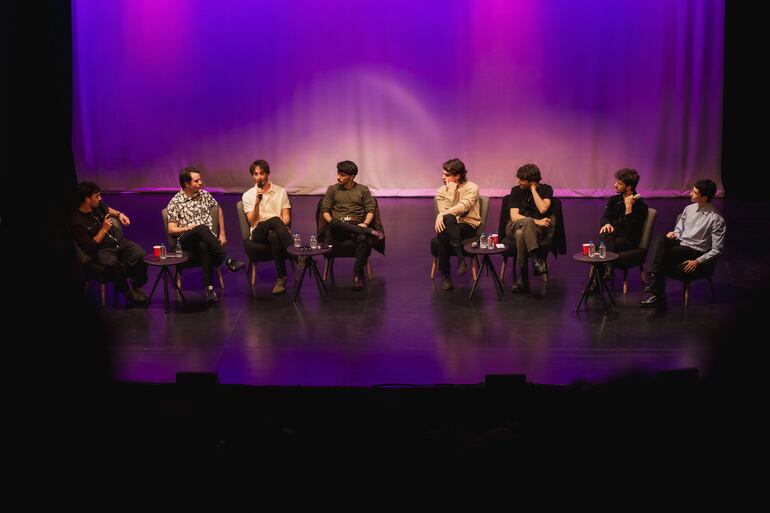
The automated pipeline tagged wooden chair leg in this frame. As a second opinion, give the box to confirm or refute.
[623,269,630,295]
[542,272,548,283]
[471,256,478,281]
[499,258,507,283]
[176,269,182,290]
[430,258,437,279]
[323,258,330,282]
[639,265,647,287]
[217,268,224,289]
[250,262,257,286]
[100,283,106,307]
[684,282,690,307]
[366,261,374,281]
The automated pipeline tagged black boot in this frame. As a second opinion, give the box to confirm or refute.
[451,243,468,275]
[511,267,530,293]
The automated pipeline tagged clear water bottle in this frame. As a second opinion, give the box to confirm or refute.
[599,241,606,258]
[160,243,167,259]
[479,233,488,249]
[293,233,301,248]
[175,240,183,258]
[588,240,595,257]
[309,234,318,249]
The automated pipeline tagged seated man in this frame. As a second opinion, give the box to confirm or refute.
[505,163,553,293]
[166,166,244,303]
[320,160,384,291]
[71,181,148,306]
[434,158,481,291]
[598,168,649,279]
[242,159,293,295]
[640,179,725,308]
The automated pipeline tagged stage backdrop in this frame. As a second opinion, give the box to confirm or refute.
[73,0,724,197]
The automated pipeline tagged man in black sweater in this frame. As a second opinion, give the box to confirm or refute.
[71,182,148,306]
[598,168,649,279]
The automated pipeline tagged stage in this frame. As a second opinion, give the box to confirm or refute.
[90,194,756,387]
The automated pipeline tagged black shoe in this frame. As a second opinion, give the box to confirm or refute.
[456,260,469,276]
[124,289,144,308]
[510,279,530,293]
[205,287,219,303]
[352,276,364,291]
[442,276,454,291]
[133,286,149,305]
[225,258,245,272]
[586,279,599,295]
[640,293,665,308]
[532,257,548,276]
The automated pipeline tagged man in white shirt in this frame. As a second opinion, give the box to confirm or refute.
[641,179,726,308]
[242,160,293,294]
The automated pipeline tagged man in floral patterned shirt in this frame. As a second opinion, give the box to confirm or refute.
[166,166,244,303]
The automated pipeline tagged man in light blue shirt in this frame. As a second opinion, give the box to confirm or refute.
[641,179,726,307]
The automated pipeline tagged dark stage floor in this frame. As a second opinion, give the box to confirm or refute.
[92,194,763,387]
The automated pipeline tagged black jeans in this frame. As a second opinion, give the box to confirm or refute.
[599,232,636,253]
[94,239,148,293]
[328,220,373,278]
[178,225,226,287]
[436,214,475,276]
[250,216,292,277]
[648,235,703,292]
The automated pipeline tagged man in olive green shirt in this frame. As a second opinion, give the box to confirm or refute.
[321,160,384,290]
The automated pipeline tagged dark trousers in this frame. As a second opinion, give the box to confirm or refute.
[437,215,476,276]
[178,225,226,287]
[505,217,546,269]
[250,216,292,277]
[328,220,373,278]
[94,239,148,293]
[599,232,635,253]
[648,235,703,292]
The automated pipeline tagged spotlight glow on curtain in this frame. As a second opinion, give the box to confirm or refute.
[73,0,724,196]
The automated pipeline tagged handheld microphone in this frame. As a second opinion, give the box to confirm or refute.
[257,180,264,200]
[96,202,118,244]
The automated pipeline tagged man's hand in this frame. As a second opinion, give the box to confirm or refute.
[535,217,551,228]
[218,232,227,246]
[435,214,445,233]
[117,212,130,226]
[101,216,113,232]
[357,223,368,229]
[600,223,614,234]
[623,195,636,212]
[682,259,700,273]
[530,183,538,192]
[666,231,677,239]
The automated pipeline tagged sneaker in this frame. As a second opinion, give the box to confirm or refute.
[272,277,287,295]
[296,256,307,270]
[205,287,219,303]
[510,278,530,293]
[352,276,364,291]
[456,260,469,276]
[442,276,454,291]
[532,257,548,276]
[225,258,245,272]
[124,289,144,308]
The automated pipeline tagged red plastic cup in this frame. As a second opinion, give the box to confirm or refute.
[153,245,161,257]
[582,244,590,255]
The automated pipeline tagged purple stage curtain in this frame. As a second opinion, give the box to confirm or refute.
[73,0,724,197]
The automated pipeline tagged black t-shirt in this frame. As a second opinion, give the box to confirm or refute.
[509,183,554,220]
[599,194,649,246]
[71,210,122,256]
